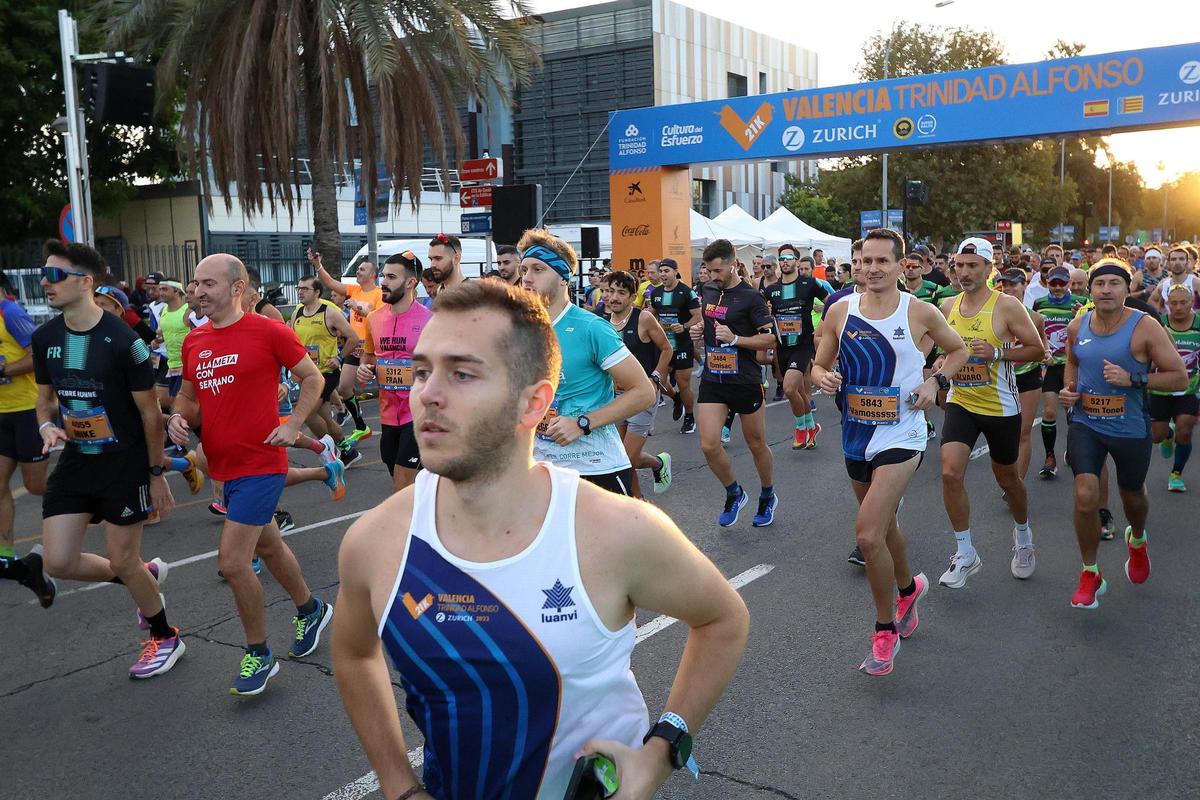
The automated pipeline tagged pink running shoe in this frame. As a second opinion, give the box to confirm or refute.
[895,573,929,639]
[129,628,186,679]
[859,629,901,676]
[1124,527,1151,585]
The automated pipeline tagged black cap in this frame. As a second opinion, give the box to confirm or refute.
[998,268,1027,285]
[145,271,167,283]
[660,258,678,269]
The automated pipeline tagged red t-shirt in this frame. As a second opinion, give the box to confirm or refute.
[182,312,307,481]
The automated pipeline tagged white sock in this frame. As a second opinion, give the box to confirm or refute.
[954,529,974,558]
[1014,520,1033,548]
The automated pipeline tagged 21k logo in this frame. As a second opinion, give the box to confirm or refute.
[718,102,775,151]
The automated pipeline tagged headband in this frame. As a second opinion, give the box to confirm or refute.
[1144,248,1162,259]
[523,244,572,281]
[1088,260,1131,287]
[162,280,185,292]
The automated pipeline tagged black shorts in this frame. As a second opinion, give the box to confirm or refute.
[845,448,923,484]
[779,339,815,373]
[1016,368,1043,394]
[1042,364,1066,394]
[698,380,765,415]
[43,446,152,526]
[153,356,168,382]
[1149,393,1200,421]
[380,422,421,475]
[582,467,634,496]
[321,371,341,402]
[1067,421,1152,491]
[670,344,695,371]
[941,403,1021,466]
[0,409,48,463]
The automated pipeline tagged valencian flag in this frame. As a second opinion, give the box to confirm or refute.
[1120,95,1144,114]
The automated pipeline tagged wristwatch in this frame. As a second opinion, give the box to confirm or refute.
[149,465,165,477]
[934,373,951,391]
[1130,372,1148,388]
[643,712,695,772]
[576,415,592,435]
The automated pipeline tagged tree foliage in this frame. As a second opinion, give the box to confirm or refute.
[777,177,854,239]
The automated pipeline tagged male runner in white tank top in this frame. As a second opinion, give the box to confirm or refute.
[332,280,750,800]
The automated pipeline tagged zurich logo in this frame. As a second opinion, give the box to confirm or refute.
[781,125,805,152]
[625,124,640,137]
[1180,61,1200,85]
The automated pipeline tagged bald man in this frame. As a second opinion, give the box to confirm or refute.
[169,254,335,696]
[1069,268,1089,297]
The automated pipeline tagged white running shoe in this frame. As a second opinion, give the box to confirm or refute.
[938,551,982,588]
[1011,528,1036,580]
[319,435,338,464]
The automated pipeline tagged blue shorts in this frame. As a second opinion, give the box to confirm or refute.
[223,473,287,526]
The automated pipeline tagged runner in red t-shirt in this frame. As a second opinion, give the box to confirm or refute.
[356,250,432,492]
[169,254,334,697]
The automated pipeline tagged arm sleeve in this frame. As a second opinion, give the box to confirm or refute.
[1,300,38,349]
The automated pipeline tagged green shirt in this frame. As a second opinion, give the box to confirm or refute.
[1154,313,1200,396]
[934,285,961,304]
[905,279,940,303]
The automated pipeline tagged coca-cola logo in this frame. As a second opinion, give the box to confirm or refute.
[621,224,651,237]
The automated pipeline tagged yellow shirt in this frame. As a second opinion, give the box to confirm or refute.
[945,290,1020,416]
[291,304,340,370]
[0,299,38,413]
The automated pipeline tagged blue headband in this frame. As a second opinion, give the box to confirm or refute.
[523,244,573,281]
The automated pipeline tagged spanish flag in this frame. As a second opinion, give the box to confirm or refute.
[1083,99,1110,118]
[1121,96,1143,114]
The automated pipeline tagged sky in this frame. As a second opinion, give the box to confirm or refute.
[531,0,1197,187]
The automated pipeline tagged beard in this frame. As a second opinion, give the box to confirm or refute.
[421,404,520,483]
[384,286,407,304]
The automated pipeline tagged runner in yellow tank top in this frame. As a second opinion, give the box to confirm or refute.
[946,289,1020,416]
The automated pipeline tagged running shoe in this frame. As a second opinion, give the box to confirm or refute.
[938,551,982,589]
[323,459,347,501]
[680,415,696,435]
[652,453,672,495]
[1099,508,1115,540]
[146,557,169,585]
[230,650,280,696]
[290,598,334,658]
[319,434,339,464]
[1124,527,1151,585]
[847,546,866,567]
[1160,431,1176,460]
[1167,471,1187,492]
[274,510,295,533]
[926,420,936,440]
[1011,536,1036,580]
[332,406,350,426]
[718,488,748,528]
[895,573,929,639]
[655,394,667,409]
[751,493,778,527]
[859,629,900,676]
[671,393,683,421]
[805,422,821,449]
[129,628,186,679]
[792,427,808,450]
[1070,569,1107,610]
[182,452,205,495]
[341,447,364,468]
[347,426,373,444]
[720,426,731,444]
[18,545,57,609]
[1039,454,1058,479]
[208,501,227,516]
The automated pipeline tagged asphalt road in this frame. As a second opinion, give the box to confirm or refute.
[3,394,1198,799]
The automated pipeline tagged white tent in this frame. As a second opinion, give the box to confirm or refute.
[690,209,761,246]
[712,205,779,245]
[763,207,852,261]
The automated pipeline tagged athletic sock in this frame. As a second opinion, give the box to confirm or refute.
[898,580,916,598]
[725,481,741,498]
[954,529,974,558]
[247,642,270,657]
[794,415,805,429]
[875,621,897,633]
[1041,420,1057,454]
[1082,563,1100,575]
[1129,530,1147,547]
[1,555,30,581]
[760,485,774,499]
[346,396,366,429]
[805,411,816,430]
[302,437,325,455]
[0,544,15,559]
[1174,443,1192,473]
[297,595,318,617]
[145,608,173,639]
[1014,520,1033,548]
[652,456,664,473]
[168,456,190,472]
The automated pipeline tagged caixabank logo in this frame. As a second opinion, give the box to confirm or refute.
[718,101,776,151]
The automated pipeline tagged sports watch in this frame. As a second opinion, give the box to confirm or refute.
[1129,372,1149,389]
[643,712,697,775]
[576,415,592,435]
[149,465,165,477]
[934,372,951,391]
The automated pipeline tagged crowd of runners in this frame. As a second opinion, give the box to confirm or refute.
[2,228,1197,798]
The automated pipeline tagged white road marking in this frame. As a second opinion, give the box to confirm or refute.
[319,563,776,800]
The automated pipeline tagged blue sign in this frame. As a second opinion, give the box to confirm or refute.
[58,204,75,243]
[1153,227,1164,241]
[859,210,881,238]
[887,209,905,231]
[1098,225,1121,241]
[610,42,1200,168]
[1050,225,1077,240]
[461,212,492,235]
[353,164,390,226]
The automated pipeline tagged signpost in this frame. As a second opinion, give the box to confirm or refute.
[1098,225,1121,241]
[459,185,494,208]
[353,164,390,226]
[1050,225,1076,242]
[460,157,503,183]
[461,213,493,235]
[458,157,504,266]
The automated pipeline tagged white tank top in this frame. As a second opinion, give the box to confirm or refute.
[836,292,929,460]
[378,463,648,800]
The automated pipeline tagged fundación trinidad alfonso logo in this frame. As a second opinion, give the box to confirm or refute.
[718,101,775,151]
[541,579,578,623]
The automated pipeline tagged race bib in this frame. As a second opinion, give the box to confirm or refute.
[1080,391,1126,419]
[953,357,991,387]
[845,385,900,426]
[377,357,414,392]
[536,399,559,442]
[706,346,738,374]
[776,314,805,336]
[305,344,321,361]
[62,406,117,444]
[658,311,679,329]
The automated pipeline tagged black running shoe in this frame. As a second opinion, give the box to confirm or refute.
[275,510,296,533]
[18,546,56,608]
[1099,508,1115,541]
[680,415,696,434]
[847,546,866,567]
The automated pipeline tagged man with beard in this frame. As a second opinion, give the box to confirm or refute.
[1149,245,1200,312]
[648,258,702,433]
[428,233,469,290]
[495,244,522,287]
[332,279,749,800]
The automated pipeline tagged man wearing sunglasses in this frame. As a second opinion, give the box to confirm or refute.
[33,240,183,679]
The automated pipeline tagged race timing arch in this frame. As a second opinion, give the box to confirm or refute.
[607,41,1200,278]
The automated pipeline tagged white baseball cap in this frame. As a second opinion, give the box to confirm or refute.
[956,237,994,262]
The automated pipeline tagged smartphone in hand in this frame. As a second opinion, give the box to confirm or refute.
[562,755,619,799]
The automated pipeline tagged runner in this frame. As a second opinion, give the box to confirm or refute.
[603,270,674,499]
[170,253,334,695]
[0,286,53,605]
[1151,283,1200,492]
[1069,268,1090,298]
[764,245,829,449]
[933,262,962,304]
[937,241,1045,588]
[356,250,432,493]
[520,229,654,495]
[153,280,190,413]
[1149,245,1200,311]
[331,278,749,799]
[1034,267,1088,478]
[427,233,470,290]
[648,258,702,434]
[1059,260,1187,609]
[901,256,940,303]
[495,244,522,287]
[635,259,661,308]
[813,228,968,675]
[310,247,380,438]
[1134,247,1167,303]
[996,269,1049,483]
[33,239,182,677]
[690,239,778,527]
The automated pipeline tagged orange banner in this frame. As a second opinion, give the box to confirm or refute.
[609,167,692,283]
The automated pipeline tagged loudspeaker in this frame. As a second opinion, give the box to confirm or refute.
[580,226,600,259]
[492,184,541,246]
[84,63,156,126]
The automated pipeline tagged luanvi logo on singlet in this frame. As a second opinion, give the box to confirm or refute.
[540,579,578,623]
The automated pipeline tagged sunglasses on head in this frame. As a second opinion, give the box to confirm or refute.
[42,265,88,283]
[435,233,450,244]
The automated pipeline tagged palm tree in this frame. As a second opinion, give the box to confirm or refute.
[93,0,536,264]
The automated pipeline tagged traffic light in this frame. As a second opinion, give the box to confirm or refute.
[904,179,929,206]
